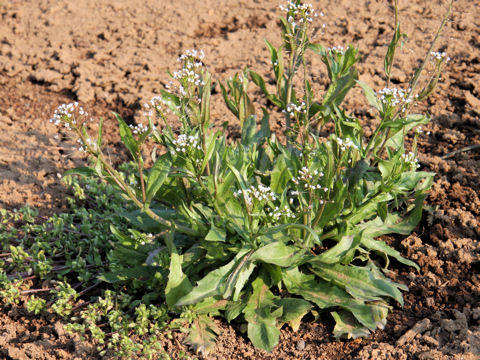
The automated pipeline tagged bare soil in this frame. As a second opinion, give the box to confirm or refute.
[1,0,479,359]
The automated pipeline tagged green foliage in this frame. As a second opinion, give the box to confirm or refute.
[1,0,453,356]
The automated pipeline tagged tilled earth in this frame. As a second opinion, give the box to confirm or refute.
[0,0,479,359]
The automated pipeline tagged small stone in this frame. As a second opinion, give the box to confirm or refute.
[296,339,306,350]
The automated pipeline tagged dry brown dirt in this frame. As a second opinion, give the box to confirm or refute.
[1,0,479,359]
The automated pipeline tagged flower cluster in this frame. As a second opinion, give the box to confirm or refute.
[430,51,450,62]
[334,136,359,152]
[143,96,174,117]
[177,49,205,63]
[292,167,327,191]
[173,49,206,96]
[328,46,345,55]
[129,123,150,135]
[172,134,202,154]
[415,126,431,136]
[233,184,277,206]
[76,137,96,153]
[268,205,295,221]
[376,87,414,107]
[282,102,307,118]
[401,152,420,169]
[280,1,320,26]
[49,102,87,130]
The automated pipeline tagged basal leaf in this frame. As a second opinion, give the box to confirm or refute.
[331,310,371,339]
[225,299,248,322]
[361,236,419,270]
[165,249,192,307]
[176,248,250,306]
[275,298,312,332]
[308,263,405,306]
[309,234,360,265]
[282,268,382,330]
[243,276,281,352]
[205,222,226,242]
[185,315,219,355]
[251,240,305,267]
[223,250,256,301]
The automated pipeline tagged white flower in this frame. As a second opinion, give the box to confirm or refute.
[49,102,87,128]
[430,51,450,62]
[172,133,202,154]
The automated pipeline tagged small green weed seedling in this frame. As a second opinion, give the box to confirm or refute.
[1,0,453,357]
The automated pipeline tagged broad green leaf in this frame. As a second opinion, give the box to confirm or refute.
[357,81,381,111]
[231,261,256,301]
[119,207,174,233]
[191,297,228,315]
[176,248,250,306]
[251,240,305,267]
[184,315,219,355]
[385,114,430,149]
[241,115,257,147]
[308,263,405,306]
[345,192,392,225]
[270,154,292,194]
[249,70,269,97]
[247,313,280,352]
[145,156,171,206]
[275,298,313,332]
[243,276,281,352]
[309,235,359,265]
[393,171,433,192]
[331,310,371,339]
[219,82,239,117]
[225,299,247,322]
[98,265,156,283]
[165,250,192,307]
[200,131,219,174]
[250,70,283,107]
[361,236,419,270]
[323,68,358,107]
[113,112,138,159]
[200,73,211,127]
[282,268,381,330]
[205,222,226,242]
[223,250,256,301]
[260,223,321,247]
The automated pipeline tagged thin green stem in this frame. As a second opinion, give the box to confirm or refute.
[407,0,454,99]
[137,157,146,203]
[386,0,399,89]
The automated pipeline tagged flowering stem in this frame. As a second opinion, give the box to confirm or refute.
[285,51,295,148]
[386,0,399,89]
[95,148,198,237]
[137,157,146,203]
[407,0,454,99]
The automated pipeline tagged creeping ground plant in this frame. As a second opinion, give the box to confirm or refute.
[1,0,453,356]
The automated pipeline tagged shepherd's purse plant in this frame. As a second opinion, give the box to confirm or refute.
[3,0,453,356]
